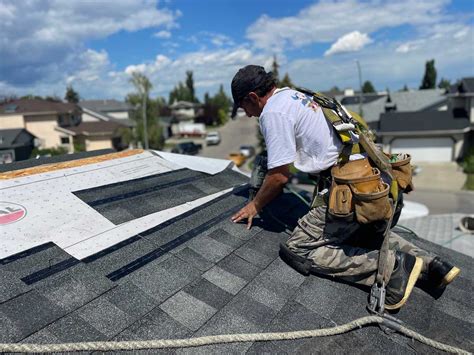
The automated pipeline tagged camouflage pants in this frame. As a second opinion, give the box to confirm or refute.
[286,192,434,286]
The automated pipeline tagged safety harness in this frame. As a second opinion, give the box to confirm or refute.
[296,87,399,315]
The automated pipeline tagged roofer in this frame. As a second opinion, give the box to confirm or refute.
[230,65,460,310]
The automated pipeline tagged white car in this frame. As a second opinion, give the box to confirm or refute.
[239,145,255,157]
[205,131,221,145]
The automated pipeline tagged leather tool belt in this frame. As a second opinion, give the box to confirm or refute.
[327,156,414,224]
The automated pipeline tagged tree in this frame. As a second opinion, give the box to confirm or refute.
[438,78,451,91]
[64,85,80,103]
[271,55,280,84]
[401,84,409,92]
[185,70,197,103]
[362,80,376,93]
[420,59,437,89]
[280,73,294,88]
[130,71,158,149]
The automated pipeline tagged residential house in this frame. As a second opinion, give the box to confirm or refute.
[79,99,134,124]
[335,88,447,129]
[377,79,473,163]
[55,121,128,152]
[0,99,81,152]
[169,100,203,121]
[0,128,36,163]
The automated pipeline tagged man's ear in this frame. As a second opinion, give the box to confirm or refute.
[248,92,260,104]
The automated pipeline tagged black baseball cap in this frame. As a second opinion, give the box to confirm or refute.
[231,65,271,118]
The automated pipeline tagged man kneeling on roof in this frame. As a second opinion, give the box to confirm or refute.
[230,65,460,311]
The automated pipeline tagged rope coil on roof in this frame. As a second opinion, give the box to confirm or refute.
[0,316,469,354]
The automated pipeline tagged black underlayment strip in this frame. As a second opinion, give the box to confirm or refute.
[82,235,142,263]
[0,243,55,265]
[74,168,188,200]
[106,200,247,282]
[20,258,81,285]
[85,172,208,207]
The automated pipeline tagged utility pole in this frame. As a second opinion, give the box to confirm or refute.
[356,60,363,116]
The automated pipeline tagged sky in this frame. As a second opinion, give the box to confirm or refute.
[0,0,473,102]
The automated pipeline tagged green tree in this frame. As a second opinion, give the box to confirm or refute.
[185,70,197,103]
[438,77,451,91]
[420,59,437,89]
[212,84,231,125]
[127,71,164,150]
[64,85,80,103]
[401,84,409,92]
[362,80,376,93]
[271,55,280,84]
[280,73,294,87]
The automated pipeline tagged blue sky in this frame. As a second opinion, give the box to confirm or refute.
[1,0,473,101]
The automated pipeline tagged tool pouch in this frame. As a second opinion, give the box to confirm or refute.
[328,183,353,219]
[329,159,392,224]
[352,182,392,224]
[389,153,414,193]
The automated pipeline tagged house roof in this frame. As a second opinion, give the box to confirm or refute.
[0,128,35,149]
[0,99,79,115]
[170,101,201,109]
[79,100,132,113]
[449,77,474,95]
[0,150,472,353]
[337,89,446,123]
[81,107,135,128]
[57,121,124,137]
[378,110,470,134]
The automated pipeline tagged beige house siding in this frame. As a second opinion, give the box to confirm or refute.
[0,114,24,129]
[24,114,60,148]
[86,136,113,151]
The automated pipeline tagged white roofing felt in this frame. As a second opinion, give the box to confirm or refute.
[0,151,241,260]
[153,151,233,175]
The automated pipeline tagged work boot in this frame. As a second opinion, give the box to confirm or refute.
[426,257,461,288]
[385,251,422,310]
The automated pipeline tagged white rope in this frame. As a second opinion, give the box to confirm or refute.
[0,316,469,354]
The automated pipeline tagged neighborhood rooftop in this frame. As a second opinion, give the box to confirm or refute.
[0,150,472,353]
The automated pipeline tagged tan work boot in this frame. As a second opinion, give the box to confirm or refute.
[385,251,422,310]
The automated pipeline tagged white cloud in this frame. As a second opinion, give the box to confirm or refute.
[154,30,172,39]
[246,0,448,51]
[396,41,420,53]
[0,0,180,87]
[324,31,372,56]
[287,25,474,92]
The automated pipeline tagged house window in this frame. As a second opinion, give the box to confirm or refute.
[60,136,70,144]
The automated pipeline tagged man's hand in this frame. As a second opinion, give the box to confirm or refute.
[231,164,290,230]
[231,201,259,230]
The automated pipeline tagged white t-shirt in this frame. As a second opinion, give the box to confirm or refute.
[259,88,347,173]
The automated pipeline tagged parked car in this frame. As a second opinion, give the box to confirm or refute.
[239,145,255,157]
[228,152,246,167]
[171,141,202,155]
[205,131,221,145]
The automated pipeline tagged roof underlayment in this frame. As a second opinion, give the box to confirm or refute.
[0,150,472,353]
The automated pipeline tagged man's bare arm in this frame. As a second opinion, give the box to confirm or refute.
[231,164,290,229]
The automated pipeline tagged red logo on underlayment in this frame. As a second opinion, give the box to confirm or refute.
[0,202,27,225]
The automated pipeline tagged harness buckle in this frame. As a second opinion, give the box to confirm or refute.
[367,282,386,315]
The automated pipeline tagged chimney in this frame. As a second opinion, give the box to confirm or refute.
[385,93,397,112]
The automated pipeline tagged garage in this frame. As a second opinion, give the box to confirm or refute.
[391,137,453,163]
